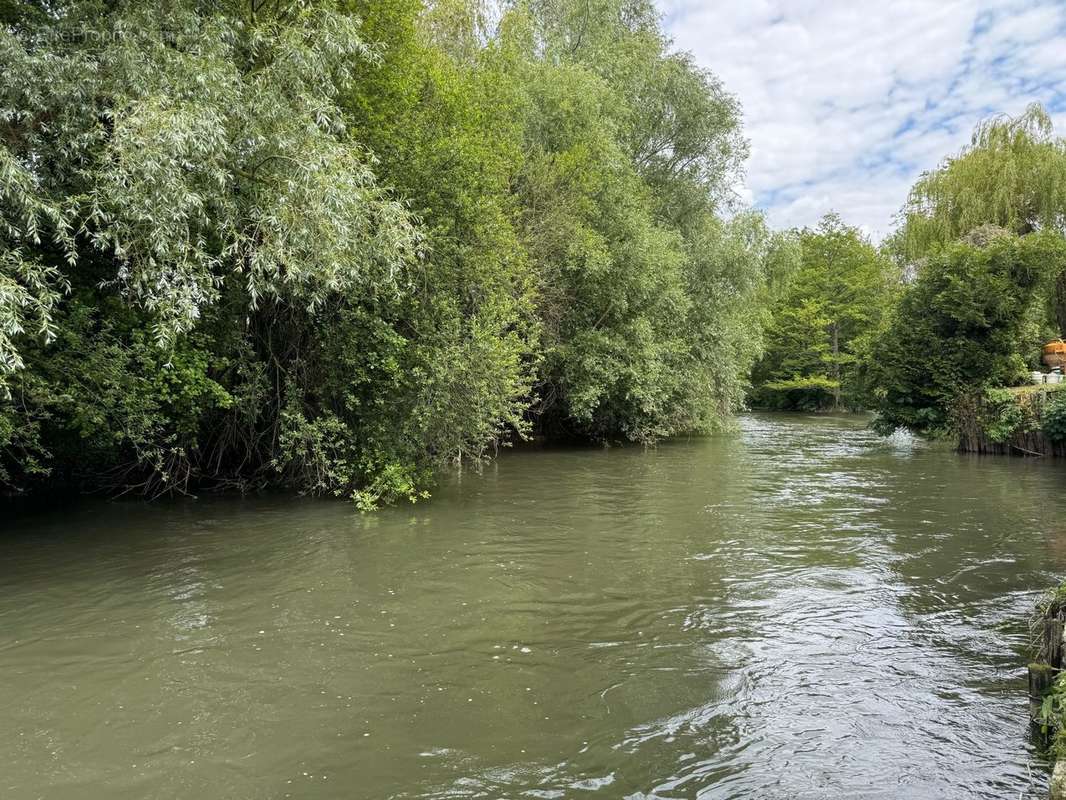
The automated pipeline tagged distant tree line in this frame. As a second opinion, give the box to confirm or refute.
[751,104,1066,445]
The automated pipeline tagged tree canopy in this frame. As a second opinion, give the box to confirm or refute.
[855,105,1066,440]
[897,103,1066,335]
[738,104,1066,443]
[867,231,1066,436]
[0,0,789,503]
[900,104,1066,259]
[750,214,896,411]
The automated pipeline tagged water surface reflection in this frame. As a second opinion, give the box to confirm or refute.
[1,413,1064,799]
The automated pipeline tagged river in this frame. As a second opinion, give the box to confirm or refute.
[2,413,1066,799]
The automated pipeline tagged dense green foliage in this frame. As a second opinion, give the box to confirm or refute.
[900,104,1066,260]
[750,214,896,410]
[864,106,1066,439]
[867,232,1066,436]
[743,105,1066,442]
[898,103,1066,335]
[0,0,788,502]
[9,1,1059,497]
[1042,391,1066,444]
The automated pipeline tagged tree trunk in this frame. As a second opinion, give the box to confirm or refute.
[1055,270,1066,338]
[830,322,841,410]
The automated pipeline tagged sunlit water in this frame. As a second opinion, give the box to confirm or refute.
[3,413,1066,799]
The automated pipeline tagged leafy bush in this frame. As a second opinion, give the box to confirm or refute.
[867,232,1066,436]
[1043,394,1066,443]
[976,388,1030,442]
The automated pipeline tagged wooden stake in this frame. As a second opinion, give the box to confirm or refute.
[1030,662,1056,723]
[1048,618,1065,669]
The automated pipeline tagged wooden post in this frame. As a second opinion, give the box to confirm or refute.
[1048,617,1065,669]
[1030,662,1056,724]
[1052,759,1066,800]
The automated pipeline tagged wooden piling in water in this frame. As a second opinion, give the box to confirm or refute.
[1031,593,1066,799]
[1049,618,1066,671]
[1032,662,1057,723]
[1054,761,1066,800]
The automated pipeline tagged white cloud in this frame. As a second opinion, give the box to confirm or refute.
[657,0,1066,239]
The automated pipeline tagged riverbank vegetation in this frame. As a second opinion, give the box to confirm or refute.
[0,0,791,504]
[868,231,1066,436]
[752,104,1066,455]
[865,105,1066,448]
[750,214,897,411]
[3,2,1066,507]
[1032,585,1066,765]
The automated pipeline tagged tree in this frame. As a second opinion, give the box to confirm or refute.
[0,0,420,379]
[0,0,788,503]
[751,214,897,410]
[867,231,1066,436]
[501,0,785,440]
[0,0,422,499]
[899,103,1066,332]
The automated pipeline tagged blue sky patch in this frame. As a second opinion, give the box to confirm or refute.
[656,0,1066,239]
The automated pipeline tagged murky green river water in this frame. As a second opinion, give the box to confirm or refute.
[3,413,1066,799]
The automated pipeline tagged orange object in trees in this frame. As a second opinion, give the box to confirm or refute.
[1044,340,1066,370]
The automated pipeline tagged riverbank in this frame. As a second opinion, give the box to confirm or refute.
[957,385,1066,457]
[1031,585,1066,799]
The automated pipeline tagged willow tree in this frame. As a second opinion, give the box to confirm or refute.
[899,104,1066,331]
[0,0,423,496]
[0,0,420,380]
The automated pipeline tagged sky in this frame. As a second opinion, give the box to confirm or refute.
[656,0,1066,240]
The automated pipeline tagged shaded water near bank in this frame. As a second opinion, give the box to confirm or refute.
[3,413,1066,799]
